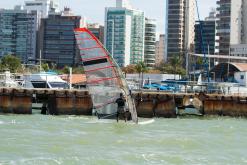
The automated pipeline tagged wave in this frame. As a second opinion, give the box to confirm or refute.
[139,119,155,125]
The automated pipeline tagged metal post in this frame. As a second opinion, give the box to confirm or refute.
[186,51,189,77]
[227,47,230,78]
[69,67,72,89]
[39,50,42,72]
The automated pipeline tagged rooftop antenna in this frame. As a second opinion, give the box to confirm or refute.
[195,0,210,83]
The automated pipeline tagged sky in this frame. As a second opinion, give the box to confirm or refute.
[0,0,216,35]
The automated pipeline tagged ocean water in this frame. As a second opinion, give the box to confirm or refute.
[0,115,247,165]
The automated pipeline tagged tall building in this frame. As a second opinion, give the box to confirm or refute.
[24,0,59,19]
[105,0,145,67]
[0,6,38,62]
[216,0,247,55]
[144,18,156,67]
[165,0,195,62]
[155,34,165,65]
[194,10,218,55]
[116,0,132,9]
[40,8,81,66]
[24,0,60,61]
[87,23,104,44]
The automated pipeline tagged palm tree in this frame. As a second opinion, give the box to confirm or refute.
[170,54,183,79]
[135,61,148,89]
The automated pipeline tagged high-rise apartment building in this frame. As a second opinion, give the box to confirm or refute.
[24,0,59,18]
[155,34,165,65]
[87,23,104,44]
[194,10,218,55]
[24,0,60,61]
[144,18,156,67]
[40,8,81,66]
[0,6,37,62]
[105,0,145,67]
[216,0,231,55]
[216,0,247,55]
[165,0,195,62]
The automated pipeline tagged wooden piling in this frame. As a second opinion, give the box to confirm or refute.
[12,89,32,114]
[136,94,154,118]
[154,95,176,118]
[0,88,13,113]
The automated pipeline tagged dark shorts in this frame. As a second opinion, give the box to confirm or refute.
[117,107,126,114]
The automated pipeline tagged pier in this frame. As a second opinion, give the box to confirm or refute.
[1,87,247,118]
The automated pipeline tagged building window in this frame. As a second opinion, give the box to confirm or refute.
[241,75,244,80]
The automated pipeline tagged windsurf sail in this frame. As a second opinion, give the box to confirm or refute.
[74,28,138,123]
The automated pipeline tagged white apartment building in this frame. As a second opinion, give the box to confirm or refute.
[165,0,195,61]
[144,18,156,67]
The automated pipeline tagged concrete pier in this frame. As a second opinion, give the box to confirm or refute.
[0,88,32,114]
[0,88,92,115]
[48,90,93,115]
[1,87,247,118]
[135,93,176,118]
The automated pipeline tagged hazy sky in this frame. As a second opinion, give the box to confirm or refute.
[0,0,216,34]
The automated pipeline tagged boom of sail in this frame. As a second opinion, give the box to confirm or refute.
[74,28,138,123]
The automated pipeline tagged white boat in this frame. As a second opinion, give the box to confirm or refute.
[0,71,21,88]
[22,72,70,89]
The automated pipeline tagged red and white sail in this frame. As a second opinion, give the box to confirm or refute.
[74,28,137,123]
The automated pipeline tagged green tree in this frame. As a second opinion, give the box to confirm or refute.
[122,65,136,77]
[135,61,148,89]
[72,67,84,74]
[42,63,49,72]
[0,55,22,73]
[170,54,183,79]
[62,66,70,74]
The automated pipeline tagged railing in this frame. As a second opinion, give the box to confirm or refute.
[126,78,247,96]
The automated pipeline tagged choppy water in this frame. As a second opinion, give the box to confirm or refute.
[0,114,247,165]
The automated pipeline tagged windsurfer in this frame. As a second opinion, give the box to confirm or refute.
[115,93,128,122]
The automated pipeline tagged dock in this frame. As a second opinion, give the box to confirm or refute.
[0,87,247,118]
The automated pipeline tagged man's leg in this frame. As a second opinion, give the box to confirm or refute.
[116,110,119,122]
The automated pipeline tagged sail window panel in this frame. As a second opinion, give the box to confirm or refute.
[83,60,111,70]
[83,58,108,66]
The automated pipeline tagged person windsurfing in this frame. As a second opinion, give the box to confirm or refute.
[115,93,128,122]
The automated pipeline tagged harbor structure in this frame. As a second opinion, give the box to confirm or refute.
[155,34,165,65]
[194,10,218,55]
[1,87,247,118]
[87,23,104,44]
[165,0,196,62]
[105,0,145,67]
[144,18,156,68]
[0,6,38,63]
[39,8,82,67]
